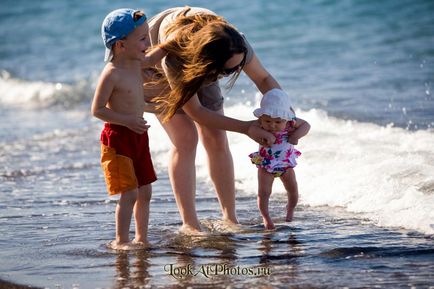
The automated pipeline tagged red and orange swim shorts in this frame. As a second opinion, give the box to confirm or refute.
[100,123,157,195]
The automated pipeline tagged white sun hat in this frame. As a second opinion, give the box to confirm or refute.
[253,88,296,120]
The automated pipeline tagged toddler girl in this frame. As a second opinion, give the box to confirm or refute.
[249,88,310,229]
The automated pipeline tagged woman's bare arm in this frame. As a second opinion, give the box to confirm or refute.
[182,94,275,145]
[243,53,281,93]
[141,47,167,68]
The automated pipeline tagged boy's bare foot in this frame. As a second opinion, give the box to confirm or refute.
[132,239,150,249]
[107,240,149,251]
[107,240,132,250]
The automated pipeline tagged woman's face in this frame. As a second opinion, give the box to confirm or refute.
[205,52,246,84]
[220,52,246,77]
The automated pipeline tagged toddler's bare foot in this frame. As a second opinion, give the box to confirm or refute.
[286,206,295,222]
[263,217,275,230]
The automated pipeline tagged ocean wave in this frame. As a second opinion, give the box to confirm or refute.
[0,126,99,181]
[0,162,98,180]
[146,104,434,235]
[320,246,434,259]
[0,70,93,108]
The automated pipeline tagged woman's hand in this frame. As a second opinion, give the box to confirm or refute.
[247,120,275,146]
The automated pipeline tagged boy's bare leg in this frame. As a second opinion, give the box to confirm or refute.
[114,189,138,247]
[157,114,202,233]
[280,168,298,222]
[196,112,238,225]
[257,168,275,230]
[133,184,152,247]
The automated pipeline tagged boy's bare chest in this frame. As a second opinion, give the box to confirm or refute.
[111,73,146,111]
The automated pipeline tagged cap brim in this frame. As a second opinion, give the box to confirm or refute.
[104,47,113,62]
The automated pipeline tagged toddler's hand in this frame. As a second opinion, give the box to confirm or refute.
[288,135,299,145]
[127,116,150,134]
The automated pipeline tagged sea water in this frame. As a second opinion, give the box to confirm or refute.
[1,0,434,288]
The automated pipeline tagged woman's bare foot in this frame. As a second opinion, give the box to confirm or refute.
[179,224,207,236]
[222,219,242,230]
[204,219,243,233]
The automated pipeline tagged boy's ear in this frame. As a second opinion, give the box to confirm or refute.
[119,39,126,49]
[113,40,126,52]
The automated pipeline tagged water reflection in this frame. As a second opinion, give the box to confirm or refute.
[111,224,305,288]
[257,226,304,286]
[147,230,248,288]
[113,250,150,289]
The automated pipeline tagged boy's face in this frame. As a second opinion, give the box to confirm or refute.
[259,114,287,133]
[122,22,151,60]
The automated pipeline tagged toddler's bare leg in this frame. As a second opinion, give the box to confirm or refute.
[133,184,152,247]
[257,168,275,230]
[280,168,298,222]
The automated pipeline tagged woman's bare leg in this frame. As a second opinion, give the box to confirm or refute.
[196,109,238,224]
[157,114,202,232]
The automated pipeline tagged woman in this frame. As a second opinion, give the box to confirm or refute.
[143,7,283,233]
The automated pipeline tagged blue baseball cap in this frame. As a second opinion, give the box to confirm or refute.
[101,8,147,62]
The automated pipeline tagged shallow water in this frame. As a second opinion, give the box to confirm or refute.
[2,183,434,288]
[0,112,434,288]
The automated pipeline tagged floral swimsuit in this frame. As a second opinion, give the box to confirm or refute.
[249,126,301,177]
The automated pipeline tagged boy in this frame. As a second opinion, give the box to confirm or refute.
[91,8,166,249]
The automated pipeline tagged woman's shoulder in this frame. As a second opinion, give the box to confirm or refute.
[152,7,217,42]
[152,6,216,23]
[184,7,217,16]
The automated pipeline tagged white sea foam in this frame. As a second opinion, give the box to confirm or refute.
[146,104,434,235]
[0,70,92,108]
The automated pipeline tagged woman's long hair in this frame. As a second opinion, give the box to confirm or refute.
[153,10,247,122]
